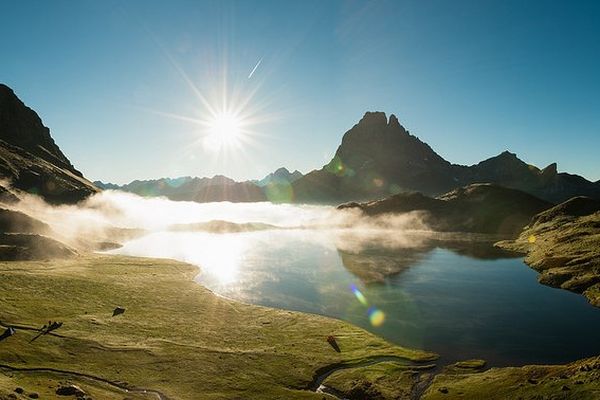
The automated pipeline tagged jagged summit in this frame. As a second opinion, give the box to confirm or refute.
[293,111,457,202]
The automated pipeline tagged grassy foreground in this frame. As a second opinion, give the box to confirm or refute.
[0,254,435,399]
[320,357,600,400]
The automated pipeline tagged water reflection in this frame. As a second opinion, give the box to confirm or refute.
[335,230,521,284]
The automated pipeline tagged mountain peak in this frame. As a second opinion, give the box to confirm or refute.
[357,111,388,128]
[257,167,303,187]
[273,167,291,175]
[542,162,558,177]
[499,150,518,158]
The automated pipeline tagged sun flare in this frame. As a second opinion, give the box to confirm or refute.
[204,112,245,151]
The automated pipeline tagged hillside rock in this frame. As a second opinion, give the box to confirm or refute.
[0,233,76,260]
[0,207,75,260]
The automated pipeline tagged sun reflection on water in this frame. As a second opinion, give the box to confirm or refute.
[113,231,248,284]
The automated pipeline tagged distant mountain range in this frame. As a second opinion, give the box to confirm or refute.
[0,84,98,203]
[98,111,600,204]
[94,167,304,203]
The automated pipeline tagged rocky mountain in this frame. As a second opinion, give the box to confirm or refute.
[292,112,600,204]
[293,112,458,203]
[0,84,98,203]
[339,183,552,235]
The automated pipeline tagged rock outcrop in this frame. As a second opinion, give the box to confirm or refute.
[496,196,600,307]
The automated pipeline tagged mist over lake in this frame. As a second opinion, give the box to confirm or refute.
[95,195,600,367]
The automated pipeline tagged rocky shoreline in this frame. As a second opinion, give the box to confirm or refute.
[496,197,600,307]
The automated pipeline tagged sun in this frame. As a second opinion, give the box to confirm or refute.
[139,51,273,157]
[204,112,244,152]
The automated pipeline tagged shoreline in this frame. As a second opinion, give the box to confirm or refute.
[0,253,436,399]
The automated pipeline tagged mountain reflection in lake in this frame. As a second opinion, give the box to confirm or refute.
[109,203,600,367]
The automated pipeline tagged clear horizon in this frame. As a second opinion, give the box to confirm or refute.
[2,0,599,184]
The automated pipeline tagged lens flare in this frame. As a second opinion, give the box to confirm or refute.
[350,284,386,327]
[368,307,386,327]
[350,284,369,306]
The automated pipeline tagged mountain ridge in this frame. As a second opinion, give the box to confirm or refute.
[292,111,600,204]
[0,84,98,203]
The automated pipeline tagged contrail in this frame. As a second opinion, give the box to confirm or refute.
[248,58,263,79]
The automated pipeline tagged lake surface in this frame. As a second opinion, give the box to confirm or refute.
[111,224,600,367]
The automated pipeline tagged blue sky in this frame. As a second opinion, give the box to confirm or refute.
[1,0,599,183]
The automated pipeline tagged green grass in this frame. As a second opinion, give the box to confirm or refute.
[0,254,436,399]
[317,357,600,400]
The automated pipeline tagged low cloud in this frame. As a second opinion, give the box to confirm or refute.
[2,189,432,253]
